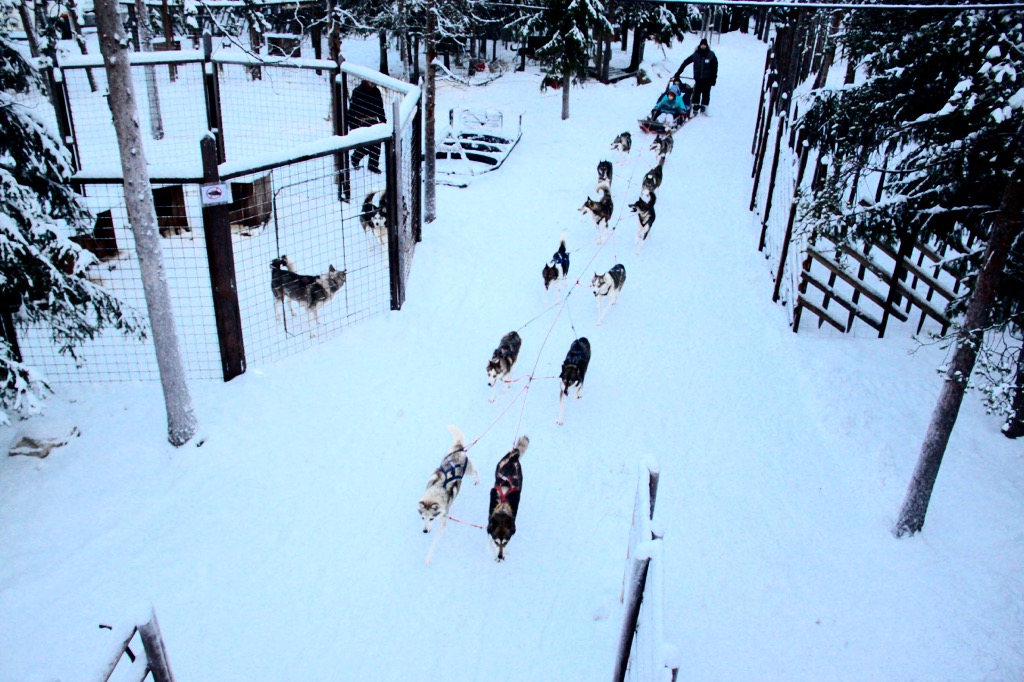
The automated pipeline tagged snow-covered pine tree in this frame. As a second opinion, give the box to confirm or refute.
[798,6,1024,534]
[615,1,690,73]
[0,4,147,424]
[94,0,198,446]
[527,0,609,120]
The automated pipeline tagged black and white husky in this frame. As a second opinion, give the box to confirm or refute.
[270,255,347,327]
[642,158,664,194]
[360,189,388,249]
[629,192,656,254]
[610,131,632,154]
[557,337,591,425]
[592,263,626,325]
[580,184,614,243]
[651,131,674,161]
[597,159,613,190]
[420,425,480,565]
[488,435,529,562]
[542,236,570,293]
[487,330,523,402]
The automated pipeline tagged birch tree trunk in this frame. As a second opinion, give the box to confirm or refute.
[94,0,198,447]
[65,0,98,91]
[424,0,437,223]
[893,173,1024,537]
[134,0,165,140]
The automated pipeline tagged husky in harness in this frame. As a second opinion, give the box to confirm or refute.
[487,435,529,562]
[420,425,480,564]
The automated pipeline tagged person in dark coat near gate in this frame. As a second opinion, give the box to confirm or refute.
[349,80,386,173]
[674,38,719,116]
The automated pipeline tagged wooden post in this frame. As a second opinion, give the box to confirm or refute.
[877,230,916,338]
[773,141,810,303]
[613,551,652,682]
[752,48,773,156]
[160,0,178,81]
[200,136,246,381]
[385,136,404,310]
[335,68,350,203]
[750,83,778,211]
[412,97,423,243]
[50,67,81,173]
[138,608,176,682]
[202,33,225,163]
[757,111,787,250]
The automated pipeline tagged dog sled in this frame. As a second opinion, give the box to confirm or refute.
[638,77,694,134]
[435,108,523,188]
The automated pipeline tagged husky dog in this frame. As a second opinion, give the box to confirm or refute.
[579,184,614,243]
[557,337,591,425]
[487,330,523,402]
[270,255,347,327]
[597,160,613,190]
[651,131,674,161]
[592,264,626,326]
[629,192,656,254]
[360,190,388,249]
[488,435,529,562]
[420,425,480,564]
[542,236,571,293]
[610,131,632,154]
[643,158,665,194]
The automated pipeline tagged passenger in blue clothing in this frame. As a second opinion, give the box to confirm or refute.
[649,87,690,126]
[674,38,718,116]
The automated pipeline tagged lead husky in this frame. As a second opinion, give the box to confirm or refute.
[592,264,626,325]
[487,330,523,402]
[557,337,591,425]
[629,192,656,254]
[360,189,388,249]
[580,184,614,243]
[420,425,480,564]
[270,255,347,327]
[488,435,529,562]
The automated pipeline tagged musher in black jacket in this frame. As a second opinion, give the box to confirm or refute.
[349,80,386,173]
[674,38,719,116]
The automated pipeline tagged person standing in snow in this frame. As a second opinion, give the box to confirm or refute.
[348,79,386,174]
[674,38,718,116]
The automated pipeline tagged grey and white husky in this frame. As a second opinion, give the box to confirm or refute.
[610,131,632,154]
[360,189,388,249]
[420,425,480,564]
[592,263,626,325]
[651,131,674,161]
[557,337,591,425]
[487,330,523,402]
[580,184,614,243]
[629,192,656,254]
[487,435,529,562]
[270,255,347,327]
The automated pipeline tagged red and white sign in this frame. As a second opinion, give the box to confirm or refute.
[200,182,231,207]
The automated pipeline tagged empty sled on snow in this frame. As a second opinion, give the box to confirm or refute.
[435,108,523,187]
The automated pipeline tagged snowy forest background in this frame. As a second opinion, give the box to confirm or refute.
[1,0,1024,679]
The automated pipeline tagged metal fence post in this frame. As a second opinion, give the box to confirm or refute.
[51,67,80,172]
[335,68,350,203]
[412,97,423,243]
[200,136,246,380]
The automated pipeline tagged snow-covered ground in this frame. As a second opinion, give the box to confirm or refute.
[1,32,1022,681]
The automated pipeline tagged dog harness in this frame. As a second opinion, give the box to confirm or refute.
[493,476,520,503]
[440,450,467,489]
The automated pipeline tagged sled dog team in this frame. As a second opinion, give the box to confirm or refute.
[420,126,674,564]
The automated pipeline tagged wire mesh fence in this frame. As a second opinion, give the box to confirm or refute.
[16,52,421,386]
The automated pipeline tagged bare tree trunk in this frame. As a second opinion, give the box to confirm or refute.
[424,0,437,223]
[628,27,645,72]
[893,173,1024,537]
[1003,348,1024,438]
[561,73,570,120]
[378,29,389,75]
[18,1,40,58]
[94,0,199,447]
[811,10,843,91]
[134,0,165,140]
